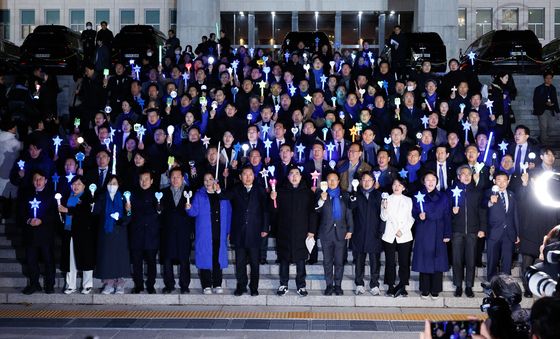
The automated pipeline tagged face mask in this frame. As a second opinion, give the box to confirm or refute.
[86,25,92,30]
[107,185,118,195]
[407,85,415,92]
[147,52,153,57]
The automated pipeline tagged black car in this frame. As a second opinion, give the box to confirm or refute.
[381,32,447,73]
[460,30,542,74]
[112,25,167,64]
[281,31,331,57]
[542,37,560,73]
[0,39,21,74]
[19,25,83,74]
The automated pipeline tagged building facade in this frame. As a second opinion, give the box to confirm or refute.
[1,0,559,63]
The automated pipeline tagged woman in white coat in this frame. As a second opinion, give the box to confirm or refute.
[380,177,415,298]
[0,121,23,219]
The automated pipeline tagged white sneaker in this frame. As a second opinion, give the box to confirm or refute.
[355,286,365,295]
[64,288,77,295]
[370,286,380,296]
[81,287,92,295]
[213,286,223,294]
[431,294,439,300]
[203,287,213,295]
[101,284,114,295]
[115,285,125,294]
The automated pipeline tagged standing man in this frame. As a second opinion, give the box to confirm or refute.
[532,72,560,144]
[316,172,353,296]
[220,167,269,296]
[95,21,114,48]
[81,22,97,64]
[387,25,408,78]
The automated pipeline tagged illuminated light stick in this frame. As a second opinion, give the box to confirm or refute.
[52,135,62,156]
[467,51,476,66]
[492,153,497,167]
[258,80,267,98]
[137,125,146,143]
[29,198,41,218]
[269,178,277,208]
[520,162,529,174]
[420,115,429,129]
[137,98,145,110]
[373,171,381,183]
[249,48,255,58]
[351,179,359,192]
[451,186,462,207]
[111,144,117,175]
[123,191,131,204]
[75,152,85,169]
[260,169,269,189]
[349,126,358,142]
[215,142,221,181]
[311,171,320,188]
[201,135,211,149]
[103,68,109,80]
[462,120,472,143]
[231,87,239,103]
[304,95,312,104]
[331,97,336,108]
[52,173,60,192]
[167,156,175,170]
[356,123,363,135]
[109,127,116,143]
[182,72,189,88]
[424,99,432,112]
[231,60,239,76]
[264,139,272,158]
[498,140,509,156]
[289,85,296,97]
[382,80,389,96]
[414,191,425,214]
[184,191,192,205]
[483,131,494,163]
[74,118,81,129]
[303,63,310,74]
[261,125,270,140]
[358,88,365,99]
[268,165,276,178]
[322,127,329,141]
[208,56,215,66]
[274,105,280,114]
[329,60,335,70]
[17,160,25,171]
[167,125,175,145]
[326,142,335,161]
[241,144,249,158]
[263,66,270,82]
[320,74,327,90]
[284,52,290,63]
[133,64,141,79]
[296,143,305,163]
[66,172,75,183]
[399,169,408,179]
[528,152,536,164]
[155,192,163,204]
[33,84,40,99]
[103,138,111,152]
[233,143,242,160]
[459,103,466,115]
[451,86,457,95]
[246,113,253,124]
[320,181,328,193]
[158,45,163,65]
[486,99,494,115]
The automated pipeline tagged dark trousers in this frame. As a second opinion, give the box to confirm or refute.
[131,249,157,289]
[521,254,537,292]
[476,237,485,267]
[199,237,223,289]
[163,258,190,290]
[354,252,380,288]
[419,272,443,295]
[260,235,268,260]
[308,234,318,262]
[321,238,346,287]
[452,233,477,288]
[382,240,412,286]
[279,258,306,289]
[235,247,260,290]
[487,237,514,280]
[26,244,55,288]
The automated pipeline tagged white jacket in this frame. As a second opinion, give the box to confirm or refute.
[380,193,415,243]
[0,131,23,198]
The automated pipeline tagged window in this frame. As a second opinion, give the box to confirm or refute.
[458,8,467,40]
[20,10,35,39]
[169,9,177,32]
[528,8,545,39]
[120,10,135,30]
[70,9,85,32]
[145,10,160,30]
[501,8,518,31]
[95,9,110,28]
[0,10,9,40]
[475,9,492,38]
[556,9,560,38]
[45,10,60,25]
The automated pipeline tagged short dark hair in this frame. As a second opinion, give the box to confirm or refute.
[530,297,560,339]
[515,124,531,136]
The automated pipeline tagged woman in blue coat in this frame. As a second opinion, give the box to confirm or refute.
[412,171,452,299]
[187,172,231,295]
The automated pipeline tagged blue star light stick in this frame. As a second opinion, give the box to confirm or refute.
[52,173,60,192]
[29,198,41,218]
[462,120,472,143]
[483,132,494,163]
[263,139,272,158]
[320,74,327,90]
[284,52,290,63]
[467,51,476,66]
[414,192,425,214]
[382,80,388,96]
[420,115,429,129]
[498,140,508,156]
[326,142,335,161]
[17,160,25,171]
[399,169,408,179]
[296,143,305,163]
[451,186,462,207]
[66,172,75,183]
[52,135,62,157]
[233,142,242,160]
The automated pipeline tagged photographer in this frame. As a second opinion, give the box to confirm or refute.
[525,225,560,298]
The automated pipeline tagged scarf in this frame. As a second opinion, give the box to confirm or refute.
[425,92,437,110]
[344,102,359,121]
[312,69,323,89]
[252,163,263,177]
[406,162,422,183]
[64,192,83,231]
[500,165,514,176]
[104,191,123,234]
[419,142,434,162]
[327,187,342,221]
[361,187,374,199]
[311,104,325,120]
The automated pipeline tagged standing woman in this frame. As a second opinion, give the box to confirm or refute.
[58,176,96,294]
[380,177,415,297]
[93,175,131,294]
[488,71,517,142]
[411,171,452,300]
[187,173,231,294]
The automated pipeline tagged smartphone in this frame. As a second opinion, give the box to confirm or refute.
[431,320,482,338]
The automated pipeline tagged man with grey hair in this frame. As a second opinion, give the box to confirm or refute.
[450,164,487,298]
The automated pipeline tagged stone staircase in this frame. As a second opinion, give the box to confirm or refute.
[0,220,534,309]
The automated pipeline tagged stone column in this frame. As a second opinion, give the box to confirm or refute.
[177,0,220,49]
[415,0,458,62]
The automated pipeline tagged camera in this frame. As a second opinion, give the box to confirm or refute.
[525,243,560,298]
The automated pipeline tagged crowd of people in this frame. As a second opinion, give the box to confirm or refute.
[0,24,559,300]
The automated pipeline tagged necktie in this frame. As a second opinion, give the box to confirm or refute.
[500,192,507,212]
[274,97,278,106]
[337,142,342,159]
[514,145,522,173]
[438,164,445,191]
[251,143,256,149]
[98,169,105,187]
[395,147,400,162]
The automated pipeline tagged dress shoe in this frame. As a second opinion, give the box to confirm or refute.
[465,287,475,298]
[334,286,343,296]
[162,287,174,294]
[131,286,144,294]
[324,285,334,296]
[234,286,247,296]
[146,286,156,294]
[454,287,463,297]
[394,284,407,298]
[386,285,395,297]
[523,290,533,298]
[250,289,259,296]
[22,285,41,295]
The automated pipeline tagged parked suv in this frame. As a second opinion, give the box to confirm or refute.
[460,30,542,74]
[20,25,83,74]
[542,37,560,73]
[0,39,21,74]
[111,25,167,64]
[381,32,447,72]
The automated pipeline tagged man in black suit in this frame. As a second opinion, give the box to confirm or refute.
[484,171,520,282]
[303,142,331,190]
[387,126,409,169]
[315,172,354,296]
[507,125,540,175]
[84,149,111,194]
[329,122,351,163]
[219,167,269,296]
[425,145,455,192]
[532,72,560,144]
